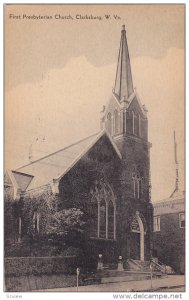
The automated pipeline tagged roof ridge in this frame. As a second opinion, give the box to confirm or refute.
[16,132,100,171]
[55,129,122,183]
[12,170,34,178]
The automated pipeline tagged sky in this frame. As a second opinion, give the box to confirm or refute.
[4,4,185,202]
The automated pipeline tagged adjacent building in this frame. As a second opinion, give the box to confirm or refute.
[153,132,185,274]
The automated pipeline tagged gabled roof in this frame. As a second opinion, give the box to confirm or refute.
[12,171,34,191]
[4,170,34,200]
[104,90,147,119]
[15,130,121,191]
[127,90,147,117]
[4,171,12,187]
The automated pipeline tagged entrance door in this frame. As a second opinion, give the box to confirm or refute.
[130,232,140,260]
[130,212,145,261]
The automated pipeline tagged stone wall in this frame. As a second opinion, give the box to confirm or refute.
[5,274,80,292]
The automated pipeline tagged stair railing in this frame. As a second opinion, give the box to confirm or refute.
[151,259,166,273]
[128,258,143,270]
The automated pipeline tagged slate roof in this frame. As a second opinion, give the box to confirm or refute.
[15,130,121,191]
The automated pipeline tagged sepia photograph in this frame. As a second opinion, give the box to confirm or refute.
[4,4,185,293]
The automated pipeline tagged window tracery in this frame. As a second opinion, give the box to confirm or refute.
[132,169,143,199]
[90,180,116,240]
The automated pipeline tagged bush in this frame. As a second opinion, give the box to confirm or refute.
[5,256,78,277]
[5,239,63,257]
[62,246,83,257]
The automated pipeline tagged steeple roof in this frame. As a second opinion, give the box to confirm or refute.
[170,130,183,198]
[114,25,134,101]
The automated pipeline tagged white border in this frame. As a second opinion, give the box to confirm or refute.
[1,1,188,300]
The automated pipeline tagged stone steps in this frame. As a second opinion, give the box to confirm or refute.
[127,259,151,272]
[88,259,164,285]
[96,270,162,284]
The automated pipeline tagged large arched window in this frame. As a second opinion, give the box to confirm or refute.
[113,109,119,135]
[90,181,116,240]
[100,199,106,238]
[108,200,114,239]
[90,197,98,238]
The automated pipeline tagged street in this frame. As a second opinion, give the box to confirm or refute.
[37,275,185,292]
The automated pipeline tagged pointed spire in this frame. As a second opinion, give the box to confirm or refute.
[170,130,182,198]
[114,25,134,101]
[174,130,179,192]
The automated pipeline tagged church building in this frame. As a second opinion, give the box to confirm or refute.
[5,26,153,266]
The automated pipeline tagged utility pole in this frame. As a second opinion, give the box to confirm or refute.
[76,268,80,292]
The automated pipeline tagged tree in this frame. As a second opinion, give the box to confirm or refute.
[46,208,86,244]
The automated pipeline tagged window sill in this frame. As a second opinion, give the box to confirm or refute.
[90,237,116,242]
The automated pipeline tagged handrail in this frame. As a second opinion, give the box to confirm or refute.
[151,260,166,273]
[156,259,165,266]
[128,259,142,270]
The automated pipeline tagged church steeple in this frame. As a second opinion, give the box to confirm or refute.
[101,26,148,142]
[114,25,134,101]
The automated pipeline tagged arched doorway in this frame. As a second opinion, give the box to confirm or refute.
[130,211,146,261]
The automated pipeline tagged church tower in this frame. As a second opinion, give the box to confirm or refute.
[101,26,153,261]
[101,25,148,144]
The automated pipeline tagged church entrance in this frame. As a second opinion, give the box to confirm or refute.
[130,211,145,261]
[130,232,140,260]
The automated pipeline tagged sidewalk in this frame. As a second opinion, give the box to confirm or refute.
[37,275,185,292]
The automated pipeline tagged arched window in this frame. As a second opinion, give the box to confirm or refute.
[108,200,114,239]
[113,109,119,135]
[132,111,135,134]
[90,181,116,240]
[135,113,140,136]
[90,198,98,238]
[100,199,106,238]
[107,113,112,135]
[127,110,141,136]
[138,114,141,136]
[33,211,40,233]
[126,111,132,134]
[132,172,143,199]
[16,217,22,242]
[18,216,21,235]
[139,178,143,197]
[132,175,136,198]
